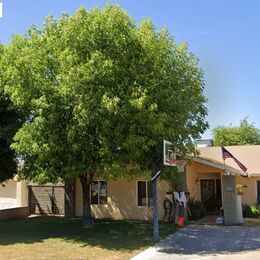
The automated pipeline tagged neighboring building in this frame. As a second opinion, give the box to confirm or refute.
[0,179,28,209]
[194,139,214,148]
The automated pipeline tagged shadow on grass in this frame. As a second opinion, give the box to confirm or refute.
[0,216,177,251]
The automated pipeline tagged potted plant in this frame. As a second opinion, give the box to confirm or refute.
[188,197,202,221]
[237,184,247,195]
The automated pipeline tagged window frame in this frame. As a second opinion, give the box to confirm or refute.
[136,180,153,208]
[90,181,107,205]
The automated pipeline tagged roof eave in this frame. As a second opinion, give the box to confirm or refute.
[190,156,248,177]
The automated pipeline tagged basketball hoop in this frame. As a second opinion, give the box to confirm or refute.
[163,140,186,172]
[170,159,186,173]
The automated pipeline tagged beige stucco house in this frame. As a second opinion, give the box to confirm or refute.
[73,145,260,223]
[4,145,259,224]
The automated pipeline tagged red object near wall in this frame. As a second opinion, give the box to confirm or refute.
[177,217,185,228]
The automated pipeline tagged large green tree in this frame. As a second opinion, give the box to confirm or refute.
[2,5,208,217]
[213,118,260,146]
[0,44,24,183]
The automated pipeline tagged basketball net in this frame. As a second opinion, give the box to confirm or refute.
[166,159,186,173]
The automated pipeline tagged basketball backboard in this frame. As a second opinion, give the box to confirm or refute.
[163,140,186,171]
[163,140,176,166]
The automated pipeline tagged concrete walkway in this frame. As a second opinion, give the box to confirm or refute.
[132,225,260,260]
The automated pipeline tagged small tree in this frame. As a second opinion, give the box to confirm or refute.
[2,5,208,217]
[213,118,260,146]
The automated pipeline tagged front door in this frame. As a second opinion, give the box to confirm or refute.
[200,179,221,212]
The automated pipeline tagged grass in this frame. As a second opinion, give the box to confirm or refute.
[0,216,178,260]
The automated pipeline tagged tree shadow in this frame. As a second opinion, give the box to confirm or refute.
[155,225,260,256]
[0,216,177,252]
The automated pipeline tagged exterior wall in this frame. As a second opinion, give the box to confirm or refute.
[186,162,260,206]
[0,180,18,209]
[75,177,171,220]
[0,180,16,198]
[236,176,260,205]
[16,180,28,207]
[74,163,260,221]
[0,207,29,221]
[186,162,222,201]
[0,180,28,209]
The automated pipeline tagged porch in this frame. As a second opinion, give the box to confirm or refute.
[186,157,246,225]
[186,160,223,214]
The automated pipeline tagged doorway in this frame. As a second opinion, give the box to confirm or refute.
[200,179,222,212]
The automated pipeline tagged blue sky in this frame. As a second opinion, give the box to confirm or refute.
[1,0,260,139]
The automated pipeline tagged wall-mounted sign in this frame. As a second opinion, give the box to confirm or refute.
[225,186,234,192]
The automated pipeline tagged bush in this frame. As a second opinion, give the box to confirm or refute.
[242,204,260,218]
[187,197,206,220]
[199,203,207,218]
[190,208,201,220]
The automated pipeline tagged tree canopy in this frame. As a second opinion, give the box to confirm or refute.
[2,5,208,216]
[213,118,260,146]
[0,44,24,183]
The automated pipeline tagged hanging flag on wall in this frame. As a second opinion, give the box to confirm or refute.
[221,146,247,173]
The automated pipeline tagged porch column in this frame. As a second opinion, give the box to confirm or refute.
[222,175,238,225]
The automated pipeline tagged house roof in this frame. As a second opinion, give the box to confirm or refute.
[191,156,247,176]
[196,145,260,176]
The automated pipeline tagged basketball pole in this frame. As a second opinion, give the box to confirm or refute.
[152,161,159,241]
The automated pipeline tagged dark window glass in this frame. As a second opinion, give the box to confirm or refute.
[138,181,146,206]
[99,181,107,205]
[90,181,107,205]
[137,181,152,207]
[90,181,99,205]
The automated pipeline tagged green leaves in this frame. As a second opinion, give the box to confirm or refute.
[0,43,25,182]
[214,118,260,146]
[1,4,208,183]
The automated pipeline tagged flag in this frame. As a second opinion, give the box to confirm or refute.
[221,146,247,172]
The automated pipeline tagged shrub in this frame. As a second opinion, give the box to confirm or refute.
[187,197,206,220]
[199,203,207,218]
[242,204,260,218]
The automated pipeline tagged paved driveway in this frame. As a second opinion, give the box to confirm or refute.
[132,225,260,260]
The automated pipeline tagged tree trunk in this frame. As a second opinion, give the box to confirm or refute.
[80,173,94,218]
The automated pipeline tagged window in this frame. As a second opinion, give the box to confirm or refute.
[257,181,260,205]
[90,181,107,205]
[137,181,153,207]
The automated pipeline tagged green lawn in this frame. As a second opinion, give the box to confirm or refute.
[0,216,178,260]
